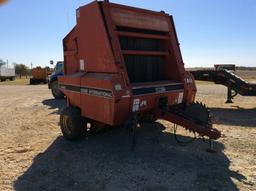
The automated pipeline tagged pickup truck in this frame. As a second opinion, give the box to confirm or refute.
[48,61,64,99]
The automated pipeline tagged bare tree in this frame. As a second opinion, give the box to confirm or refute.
[15,64,29,78]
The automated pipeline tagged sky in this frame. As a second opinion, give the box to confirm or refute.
[0,0,255,68]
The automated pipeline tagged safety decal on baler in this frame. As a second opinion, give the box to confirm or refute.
[177,92,184,104]
[59,84,113,98]
[132,99,147,112]
[132,99,140,112]
[81,87,112,98]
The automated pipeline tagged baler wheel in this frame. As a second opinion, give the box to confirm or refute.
[60,107,86,141]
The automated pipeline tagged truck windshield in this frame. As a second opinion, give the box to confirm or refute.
[54,62,63,73]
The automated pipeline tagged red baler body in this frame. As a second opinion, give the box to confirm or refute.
[59,1,198,128]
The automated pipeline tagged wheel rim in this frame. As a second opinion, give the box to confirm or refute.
[52,83,60,96]
[63,115,72,135]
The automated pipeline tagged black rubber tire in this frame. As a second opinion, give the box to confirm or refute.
[60,107,86,141]
[10,77,15,81]
[51,80,64,99]
[30,78,35,85]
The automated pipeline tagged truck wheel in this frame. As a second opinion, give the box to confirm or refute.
[51,81,64,99]
[30,78,35,85]
[60,107,86,141]
[10,77,15,81]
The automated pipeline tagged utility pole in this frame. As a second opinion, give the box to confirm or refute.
[30,62,33,79]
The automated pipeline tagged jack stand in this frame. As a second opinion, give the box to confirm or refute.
[225,87,233,103]
[131,114,138,151]
[225,86,237,103]
[206,139,217,153]
[125,114,138,151]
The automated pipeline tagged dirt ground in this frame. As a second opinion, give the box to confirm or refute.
[0,84,255,191]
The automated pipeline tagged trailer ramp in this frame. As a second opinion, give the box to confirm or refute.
[191,69,256,102]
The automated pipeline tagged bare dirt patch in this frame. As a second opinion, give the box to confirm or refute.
[0,84,255,191]
[235,70,256,81]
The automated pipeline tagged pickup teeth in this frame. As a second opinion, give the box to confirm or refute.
[168,101,221,140]
[180,101,214,136]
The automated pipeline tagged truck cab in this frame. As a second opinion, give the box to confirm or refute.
[48,61,64,99]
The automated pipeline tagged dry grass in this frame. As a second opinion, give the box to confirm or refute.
[235,70,256,82]
[0,76,30,85]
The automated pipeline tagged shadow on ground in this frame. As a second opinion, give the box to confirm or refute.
[14,123,245,191]
[211,107,256,127]
[42,99,66,115]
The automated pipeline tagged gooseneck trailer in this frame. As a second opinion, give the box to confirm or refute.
[191,65,256,103]
[58,1,221,149]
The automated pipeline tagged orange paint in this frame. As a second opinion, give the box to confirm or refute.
[0,0,9,5]
[58,1,221,141]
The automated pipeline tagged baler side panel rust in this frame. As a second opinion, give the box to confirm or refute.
[58,74,82,107]
[110,6,169,32]
[63,27,79,75]
[82,95,114,125]
[77,2,118,73]
[163,16,186,82]
[80,74,122,125]
[101,2,131,87]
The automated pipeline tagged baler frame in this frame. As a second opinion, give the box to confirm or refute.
[58,0,221,151]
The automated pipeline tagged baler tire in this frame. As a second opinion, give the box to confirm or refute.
[60,107,86,141]
[51,81,64,99]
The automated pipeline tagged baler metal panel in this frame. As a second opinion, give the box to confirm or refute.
[110,5,170,32]
[76,2,117,73]
[59,1,221,142]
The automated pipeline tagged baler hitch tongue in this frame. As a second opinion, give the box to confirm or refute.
[157,102,221,140]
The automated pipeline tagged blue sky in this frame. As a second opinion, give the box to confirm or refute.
[0,0,255,68]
